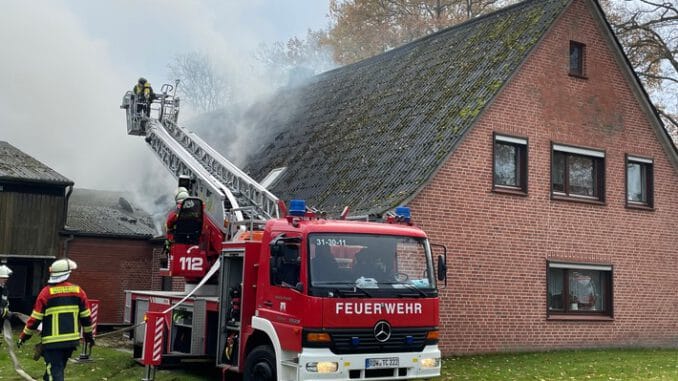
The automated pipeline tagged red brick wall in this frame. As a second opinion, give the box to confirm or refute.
[67,237,163,324]
[411,0,678,354]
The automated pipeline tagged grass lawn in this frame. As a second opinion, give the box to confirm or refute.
[3,328,678,380]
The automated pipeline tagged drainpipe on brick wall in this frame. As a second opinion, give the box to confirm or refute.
[62,233,75,259]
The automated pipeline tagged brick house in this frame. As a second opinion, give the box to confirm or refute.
[191,0,677,354]
[64,188,180,325]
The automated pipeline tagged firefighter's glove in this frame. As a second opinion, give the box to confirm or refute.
[84,333,95,347]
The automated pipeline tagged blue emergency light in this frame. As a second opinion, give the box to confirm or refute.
[289,199,306,217]
[395,206,411,223]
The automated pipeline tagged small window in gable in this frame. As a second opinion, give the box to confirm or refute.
[493,133,528,194]
[569,41,586,77]
[626,155,654,209]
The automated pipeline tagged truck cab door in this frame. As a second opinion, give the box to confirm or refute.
[258,233,306,352]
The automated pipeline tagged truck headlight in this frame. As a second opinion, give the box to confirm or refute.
[306,361,339,373]
[420,357,440,368]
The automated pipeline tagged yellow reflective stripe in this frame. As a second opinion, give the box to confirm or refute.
[79,308,91,318]
[30,310,44,319]
[46,362,52,381]
[23,327,37,335]
[41,332,81,344]
[82,326,93,333]
[49,285,80,295]
[45,305,79,315]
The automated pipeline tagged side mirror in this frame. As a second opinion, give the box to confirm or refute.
[437,254,447,282]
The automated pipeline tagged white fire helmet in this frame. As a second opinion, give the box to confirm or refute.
[0,265,12,279]
[48,258,78,283]
[175,187,189,203]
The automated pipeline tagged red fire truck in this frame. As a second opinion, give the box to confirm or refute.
[121,84,446,380]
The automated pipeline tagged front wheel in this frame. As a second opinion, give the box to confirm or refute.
[243,345,276,381]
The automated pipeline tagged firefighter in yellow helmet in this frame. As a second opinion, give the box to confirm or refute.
[18,258,94,381]
[133,77,155,117]
[0,264,12,323]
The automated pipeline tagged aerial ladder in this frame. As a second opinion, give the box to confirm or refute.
[120,82,280,237]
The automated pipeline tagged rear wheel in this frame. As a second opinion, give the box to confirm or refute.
[243,345,276,381]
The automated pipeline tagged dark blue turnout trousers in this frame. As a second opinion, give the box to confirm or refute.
[42,347,74,381]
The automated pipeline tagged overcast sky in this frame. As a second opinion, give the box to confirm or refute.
[0,0,329,215]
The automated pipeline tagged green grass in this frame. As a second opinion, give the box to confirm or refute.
[0,330,220,381]
[440,349,678,380]
[3,329,678,380]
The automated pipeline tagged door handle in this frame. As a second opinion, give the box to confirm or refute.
[263,300,273,307]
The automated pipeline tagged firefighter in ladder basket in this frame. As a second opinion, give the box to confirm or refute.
[133,77,155,118]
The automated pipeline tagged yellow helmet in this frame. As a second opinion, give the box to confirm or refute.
[0,264,12,279]
[49,258,78,283]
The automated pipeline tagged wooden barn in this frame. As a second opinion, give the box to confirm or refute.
[0,141,73,313]
[191,0,678,354]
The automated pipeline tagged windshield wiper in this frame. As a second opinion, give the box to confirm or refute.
[312,282,373,298]
[384,282,428,298]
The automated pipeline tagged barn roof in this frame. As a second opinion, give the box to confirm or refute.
[0,141,73,186]
[66,188,157,239]
[226,0,572,216]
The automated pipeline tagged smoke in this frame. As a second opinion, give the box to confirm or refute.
[0,0,331,230]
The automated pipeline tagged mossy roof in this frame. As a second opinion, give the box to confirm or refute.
[0,141,73,186]
[237,0,571,216]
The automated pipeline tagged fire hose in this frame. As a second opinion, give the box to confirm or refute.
[2,312,37,381]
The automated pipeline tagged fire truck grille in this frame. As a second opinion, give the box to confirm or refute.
[328,327,430,354]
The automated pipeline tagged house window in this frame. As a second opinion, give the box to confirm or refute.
[626,155,653,208]
[493,134,527,193]
[569,41,586,77]
[548,262,612,316]
[551,144,605,202]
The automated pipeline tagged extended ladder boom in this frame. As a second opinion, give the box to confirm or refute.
[121,83,279,230]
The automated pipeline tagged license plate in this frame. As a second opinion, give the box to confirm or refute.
[365,357,399,369]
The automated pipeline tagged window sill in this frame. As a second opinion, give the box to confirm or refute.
[551,194,605,206]
[568,72,588,80]
[547,314,613,321]
[493,186,528,197]
[626,203,654,211]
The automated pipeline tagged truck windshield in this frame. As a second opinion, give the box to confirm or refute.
[308,233,436,297]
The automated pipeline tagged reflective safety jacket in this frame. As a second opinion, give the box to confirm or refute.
[133,82,154,101]
[21,282,93,348]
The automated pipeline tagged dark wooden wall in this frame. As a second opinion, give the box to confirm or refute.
[0,183,67,257]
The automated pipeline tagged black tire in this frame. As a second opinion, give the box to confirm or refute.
[243,345,276,381]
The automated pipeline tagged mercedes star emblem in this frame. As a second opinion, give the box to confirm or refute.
[373,320,392,343]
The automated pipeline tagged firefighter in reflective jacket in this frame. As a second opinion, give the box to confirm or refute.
[133,77,155,117]
[17,259,94,381]
[164,187,190,252]
[0,264,12,323]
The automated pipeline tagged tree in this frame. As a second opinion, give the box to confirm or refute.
[167,52,232,113]
[254,30,336,88]
[321,0,514,65]
[604,0,678,142]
